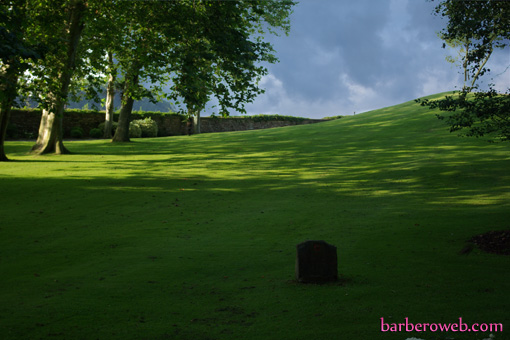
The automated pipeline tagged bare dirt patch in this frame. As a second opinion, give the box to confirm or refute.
[469,230,510,255]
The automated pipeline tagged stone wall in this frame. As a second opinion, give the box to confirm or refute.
[7,109,325,139]
[129,113,186,136]
[199,117,324,133]
[64,111,109,136]
[8,110,43,138]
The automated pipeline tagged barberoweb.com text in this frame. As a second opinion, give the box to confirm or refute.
[380,317,503,333]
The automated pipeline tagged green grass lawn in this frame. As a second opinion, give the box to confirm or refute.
[1,93,509,340]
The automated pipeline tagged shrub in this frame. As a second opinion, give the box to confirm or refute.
[232,114,308,122]
[70,126,84,138]
[136,117,158,137]
[89,128,103,139]
[129,120,142,138]
[98,121,118,135]
[323,115,343,120]
[65,108,101,114]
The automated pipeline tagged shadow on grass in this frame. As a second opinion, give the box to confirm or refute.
[1,104,510,339]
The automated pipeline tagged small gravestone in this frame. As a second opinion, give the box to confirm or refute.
[296,240,338,283]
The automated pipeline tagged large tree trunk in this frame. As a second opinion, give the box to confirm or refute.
[0,62,19,162]
[103,51,116,138]
[31,0,86,155]
[112,68,139,143]
[112,92,135,142]
[32,105,69,154]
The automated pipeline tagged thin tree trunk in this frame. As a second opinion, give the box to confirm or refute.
[31,0,86,155]
[463,43,469,85]
[104,51,116,138]
[193,110,201,134]
[0,61,19,161]
[469,48,493,90]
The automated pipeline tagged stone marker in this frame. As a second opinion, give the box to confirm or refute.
[296,240,338,283]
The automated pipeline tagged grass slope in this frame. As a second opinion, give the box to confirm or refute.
[1,93,509,340]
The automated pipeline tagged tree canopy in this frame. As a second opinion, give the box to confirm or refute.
[435,0,510,89]
[167,0,294,133]
[0,0,51,160]
[0,0,296,156]
[420,0,510,142]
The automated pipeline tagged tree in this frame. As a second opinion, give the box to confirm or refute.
[110,0,296,141]
[421,88,510,142]
[103,51,117,138]
[23,1,121,153]
[111,1,180,142]
[436,0,510,91]
[443,36,471,86]
[7,0,295,149]
[168,1,214,134]
[0,1,45,161]
[420,0,510,142]
[168,0,295,134]
[29,0,88,154]
[75,2,122,139]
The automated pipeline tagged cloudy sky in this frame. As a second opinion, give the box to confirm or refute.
[233,0,510,119]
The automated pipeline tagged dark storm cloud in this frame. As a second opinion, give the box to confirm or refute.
[265,0,391,99]
[160,0,507,118]
[242,0,468,118]
[239,0,509,118]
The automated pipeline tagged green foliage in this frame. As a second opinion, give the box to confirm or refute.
[134,117,158,137]
[435,0,510,88]
[131,111,185,118]
[168,1,296,118]
[427,0,510,142]
[70,126,84,139]
[98,121,118,135]
[64,108,102,115]
[0,1,49,159]
[0,1,47,79]
[11,107,41,114]
[323,115,344,120]
[128,120,142,138]
[20,0,88,112]
[418,89,510,142]
[88,128,102,139]
[229,114,309,123]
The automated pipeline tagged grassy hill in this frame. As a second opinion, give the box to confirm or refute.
[1,93,509,340]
